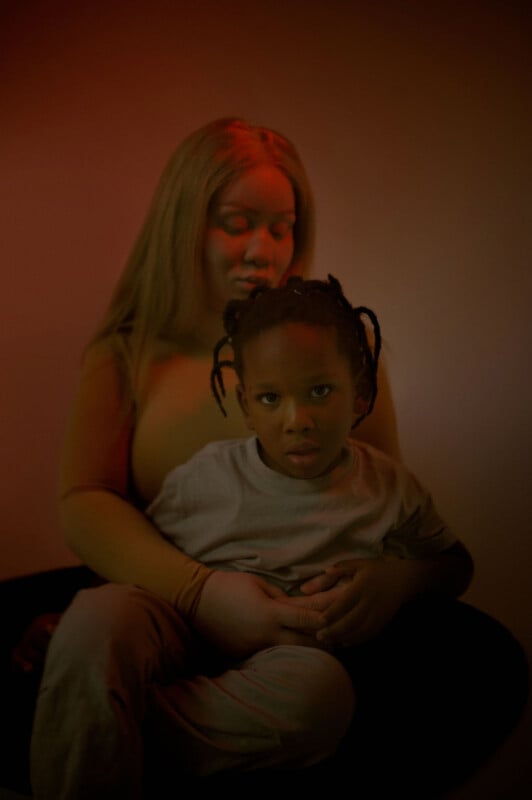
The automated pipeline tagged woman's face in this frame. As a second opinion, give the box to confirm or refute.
[204,164,296,313]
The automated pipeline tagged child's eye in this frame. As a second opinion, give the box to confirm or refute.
[310,385,331,399]
[258,393,279,406]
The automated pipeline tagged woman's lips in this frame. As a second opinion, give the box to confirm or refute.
[234,278,259,292]
[233,276,271,292]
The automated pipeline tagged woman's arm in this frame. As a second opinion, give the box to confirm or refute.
[59,345,325,649]
[58,344,211,614]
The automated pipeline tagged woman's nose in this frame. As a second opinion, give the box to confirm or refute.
[244,228,273,267]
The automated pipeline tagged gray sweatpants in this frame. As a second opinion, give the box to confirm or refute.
[30,583,355,799]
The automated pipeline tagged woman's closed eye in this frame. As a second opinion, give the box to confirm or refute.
[220,213,250,235]
[270,220,294,240]
[216,212,294,240]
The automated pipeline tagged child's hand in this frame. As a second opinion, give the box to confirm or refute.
[298,558,420,647]
[193,570,327,659]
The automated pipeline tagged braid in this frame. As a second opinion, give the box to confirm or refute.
[351,305,381,419]
[210,274,381,423]
[210,335,234,417]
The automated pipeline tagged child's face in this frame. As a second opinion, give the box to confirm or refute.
[237,322,364,479]
[204,164,296,314]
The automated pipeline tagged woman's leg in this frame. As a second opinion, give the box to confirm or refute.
[198,597,528,799]
[31,583,355,799]
[30,583,193,800]
[145,643,355,780]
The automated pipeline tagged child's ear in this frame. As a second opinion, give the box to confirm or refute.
[236,384,256,431]
[351,394,369,427]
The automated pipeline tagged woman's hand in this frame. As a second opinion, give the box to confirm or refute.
[293,558,420,647]
[193,570,327,659]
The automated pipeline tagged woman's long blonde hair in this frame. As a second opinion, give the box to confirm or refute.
[90,117,315,398]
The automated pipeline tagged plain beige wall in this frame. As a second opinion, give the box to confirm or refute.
[1,1,531,794]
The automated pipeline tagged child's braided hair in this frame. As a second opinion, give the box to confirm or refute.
[210,274,381,429]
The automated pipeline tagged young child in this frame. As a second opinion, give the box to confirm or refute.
[147,274,471,648]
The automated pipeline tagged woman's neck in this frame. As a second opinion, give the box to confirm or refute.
[165,310,225,357]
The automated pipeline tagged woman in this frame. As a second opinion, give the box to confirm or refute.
[29,118,526,798]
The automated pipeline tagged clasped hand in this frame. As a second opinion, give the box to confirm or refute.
[194,557,417,658]
[12,559,418,672]
[294,557,418,647]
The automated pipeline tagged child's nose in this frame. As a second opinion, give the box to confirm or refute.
[283,400,315,432]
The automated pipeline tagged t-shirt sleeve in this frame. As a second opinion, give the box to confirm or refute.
[382,468,457,558]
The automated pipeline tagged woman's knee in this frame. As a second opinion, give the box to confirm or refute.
[251,645,355,756]
[50,584,140,652]
[47,583,189,675]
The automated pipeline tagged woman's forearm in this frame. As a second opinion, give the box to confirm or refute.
[59,488,212,616]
